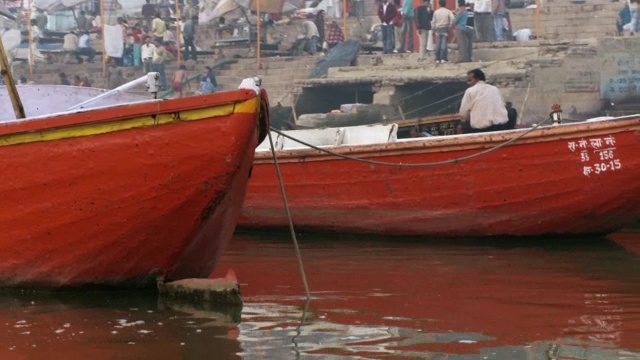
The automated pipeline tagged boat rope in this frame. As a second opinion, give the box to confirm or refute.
[269,117,554,168]
[266,130,311,301]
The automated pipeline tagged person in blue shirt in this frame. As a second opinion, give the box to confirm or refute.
[197,76,215,94]
[397,0,414,52]
[454,0,473,63]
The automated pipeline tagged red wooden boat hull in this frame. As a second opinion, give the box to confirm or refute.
[239,117,640,236]
[0,88,269,288]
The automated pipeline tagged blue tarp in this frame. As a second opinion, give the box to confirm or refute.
[310,40,361,79]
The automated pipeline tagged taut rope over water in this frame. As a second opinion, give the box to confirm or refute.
[267,131,311,301]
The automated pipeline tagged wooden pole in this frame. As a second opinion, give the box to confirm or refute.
[256,0,261,69]
[342,0,347,38]
[175,0,181,66]
[0,36,27,119]
[535,0,541,42]
[27,0,33,77]
[100,0,106,77]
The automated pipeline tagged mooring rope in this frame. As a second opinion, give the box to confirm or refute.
[270,117,554,168]
[266,130,311,301]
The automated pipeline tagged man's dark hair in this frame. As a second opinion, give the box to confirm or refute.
[457,0,465,6]
[439,0,446,7]
[468,68,486,81]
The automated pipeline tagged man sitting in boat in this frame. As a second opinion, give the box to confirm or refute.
[458,69,509,133]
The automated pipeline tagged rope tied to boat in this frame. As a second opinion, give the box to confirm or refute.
[266,130,312,301]
[269,117,554,168]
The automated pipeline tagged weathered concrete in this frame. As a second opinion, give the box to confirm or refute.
[158,278,242,310]
[293,37,640,125]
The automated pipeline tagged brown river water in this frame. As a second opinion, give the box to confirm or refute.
[1,230,639,359]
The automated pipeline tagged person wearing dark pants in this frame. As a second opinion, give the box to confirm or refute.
[454,0,473,62]
[378,0,398,54]
[182,16,198,60]
[473,0,495,42]
[397,0,414,52]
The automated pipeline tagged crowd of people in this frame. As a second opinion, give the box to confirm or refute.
[293,10,346,55]
[378,0,509,63]
[44,0,218,95]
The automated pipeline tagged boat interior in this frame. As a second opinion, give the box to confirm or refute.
[256,114,640,152]
[0,85,150,122]
[257,123,400,151]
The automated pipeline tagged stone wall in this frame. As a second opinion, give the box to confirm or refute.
[296,37,640,125]
[522,38,640,121]
[498,1,621,40]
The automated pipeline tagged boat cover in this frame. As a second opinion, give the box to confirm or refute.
[310,39,361,79]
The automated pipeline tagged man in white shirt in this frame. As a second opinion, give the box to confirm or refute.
[459,68,509,133]
[300,20,320,55]
[77,31,95,63]
[62,31,82,64]
[141,36,156,73]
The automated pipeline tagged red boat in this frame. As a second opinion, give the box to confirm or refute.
[0,81,269,288]
[239,116,640,236]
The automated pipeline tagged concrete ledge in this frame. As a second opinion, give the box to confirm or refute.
[158,278,242,310]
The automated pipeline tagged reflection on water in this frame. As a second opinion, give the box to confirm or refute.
[1,231,639,359]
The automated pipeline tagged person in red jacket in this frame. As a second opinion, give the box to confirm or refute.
[378,0,398,54]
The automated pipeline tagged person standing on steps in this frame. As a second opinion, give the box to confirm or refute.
[430,0,454,63]
[152,13,166,43]
[152,39,168,89]
[142,0,157,29]
[183,16,199,61]
[491,0,506,41]
[141,36,156,73]
[397,0,414,53]
[454,0,473,63]
[172,64,190,98]
[414,0,433,61]
[378,0,398,54]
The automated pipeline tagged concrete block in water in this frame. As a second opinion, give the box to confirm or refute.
[158,278,242,310]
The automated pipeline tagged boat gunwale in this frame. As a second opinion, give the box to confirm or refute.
[0,89,259,136]
[254,116,640,163]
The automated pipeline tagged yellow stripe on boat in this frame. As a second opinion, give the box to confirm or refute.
[0,97,260,147]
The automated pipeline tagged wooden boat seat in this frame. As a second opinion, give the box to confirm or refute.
[279,128,344,150]
[339,123,398,146]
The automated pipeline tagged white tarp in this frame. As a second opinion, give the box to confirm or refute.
[209,0,250,22]
[104,24,124,58]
